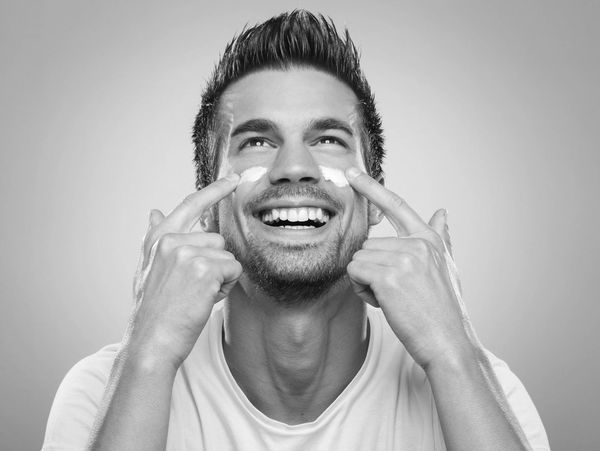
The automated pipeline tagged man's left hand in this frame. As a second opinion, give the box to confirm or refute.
[345,168,477,371]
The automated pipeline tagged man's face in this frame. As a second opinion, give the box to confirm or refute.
[215,67,375,303]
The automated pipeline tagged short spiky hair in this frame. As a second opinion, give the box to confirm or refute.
[192,10,384,189]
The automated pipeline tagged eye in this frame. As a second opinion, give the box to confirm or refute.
[240,137,274,149]
[316,136,347,147]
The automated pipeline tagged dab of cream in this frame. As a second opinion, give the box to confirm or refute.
[319,165,349,187]
[239,166,267,184]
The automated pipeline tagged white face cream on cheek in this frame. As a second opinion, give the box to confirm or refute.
[318,165,349,187]
[239,166,268,184]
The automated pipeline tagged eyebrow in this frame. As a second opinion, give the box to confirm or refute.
[307,118,354,137]
[229,117,356,139]
[231,119,278,138]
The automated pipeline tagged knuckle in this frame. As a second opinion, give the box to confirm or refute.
[156,233,176,255]
[397,253,417,270]
[173,245,193,263]
[223,250,237,261]
[362,239,377,250]
[413,238,430,255]
[181,193,197,208]
[232,260,243,275]
[362,175,377,187]
[352,249,366,260]
[388,193,405,209]
[381,271,399,289]
[203,233,225,248]
[191,257,211,277]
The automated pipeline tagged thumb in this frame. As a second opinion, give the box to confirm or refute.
[428,208,446,235]
[140,209,166,272]
[428,209,453,258]
[135,209,165,300]
[348,277,380,308]
[149,209,165,228]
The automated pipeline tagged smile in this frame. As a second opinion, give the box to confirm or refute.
[259,207,332,229]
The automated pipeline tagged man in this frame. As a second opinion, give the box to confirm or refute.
[43,11,550,451]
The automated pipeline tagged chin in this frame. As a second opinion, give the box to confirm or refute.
[223,229,365,306]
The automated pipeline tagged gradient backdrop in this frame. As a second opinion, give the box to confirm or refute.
[1,1,598,449]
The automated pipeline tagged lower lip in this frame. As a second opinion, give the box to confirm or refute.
[253,216,333,240]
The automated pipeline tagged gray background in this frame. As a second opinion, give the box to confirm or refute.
[1,1,598,449]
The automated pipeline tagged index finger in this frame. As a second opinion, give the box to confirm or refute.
[165,173,240,232]
[345,167,427,236]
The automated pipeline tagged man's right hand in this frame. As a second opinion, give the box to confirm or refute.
[126,173,242,371]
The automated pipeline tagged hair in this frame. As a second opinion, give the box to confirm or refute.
[192,10,385,189]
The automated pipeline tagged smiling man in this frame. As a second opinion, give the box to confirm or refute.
[43,11,550,451]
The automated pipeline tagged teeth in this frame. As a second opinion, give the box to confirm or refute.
[298,208,308,222]
[260,207,331,225]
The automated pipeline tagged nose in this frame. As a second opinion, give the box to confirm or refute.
[268,142,322,185]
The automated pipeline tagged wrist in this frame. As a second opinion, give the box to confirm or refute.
[118,335,181,378]
[423,340,486,378]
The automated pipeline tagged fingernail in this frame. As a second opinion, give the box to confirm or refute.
[346,167,361,179]
[442,208,448,218]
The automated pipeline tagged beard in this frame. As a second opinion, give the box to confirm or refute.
[219,184,368,306]
[225,226,365,306]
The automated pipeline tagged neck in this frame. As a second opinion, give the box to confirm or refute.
[222,278,369,424]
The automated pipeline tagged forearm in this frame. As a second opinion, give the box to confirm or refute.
[426,344,531,451]
[86,343,177,451]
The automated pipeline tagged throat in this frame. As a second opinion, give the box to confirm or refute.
[265,321,330,392]
[223,293,369,424]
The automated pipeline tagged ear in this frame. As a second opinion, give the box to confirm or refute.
[367,175,385,226]
[199,206,219,232]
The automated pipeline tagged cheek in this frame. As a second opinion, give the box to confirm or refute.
[350,193,370,228]
[356,196,370,219]
[228,179,257,218]
[218,191,250,239]
[339,189,367,220]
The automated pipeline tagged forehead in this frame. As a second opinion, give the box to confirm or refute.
[218,67,361,127]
